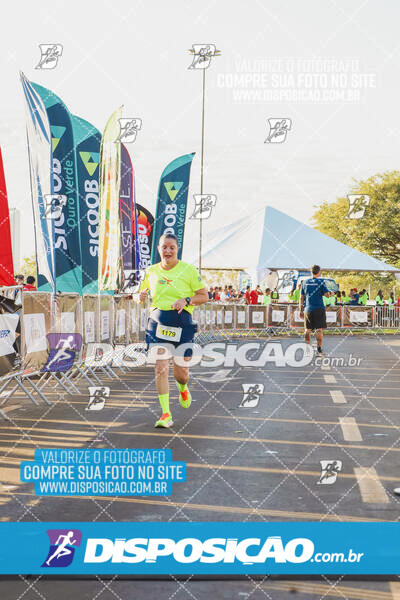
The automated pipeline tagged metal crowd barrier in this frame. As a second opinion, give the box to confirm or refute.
[194,302,400,340]
[0,295,398,419]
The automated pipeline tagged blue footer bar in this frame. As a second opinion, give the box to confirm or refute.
[0,522,398,575]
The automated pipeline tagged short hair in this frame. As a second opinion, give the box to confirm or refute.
[311,265,320,275]
[15,274,24,280]
[158,233,179,246]
[26,276,35,284]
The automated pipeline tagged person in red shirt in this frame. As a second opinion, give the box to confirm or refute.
[244,285,251,304]
[23,276,37,291]
[249,288,259,304]
[213,286,220,301]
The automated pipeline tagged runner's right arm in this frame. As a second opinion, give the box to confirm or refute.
[138,271,150,303]
[299,282,305,317]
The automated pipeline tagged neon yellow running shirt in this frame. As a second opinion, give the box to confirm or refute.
[139,261,205,314]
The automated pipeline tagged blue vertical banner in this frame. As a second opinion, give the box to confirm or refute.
[151,153,195,264]
[72,116,101,294]
[20,73,56,291]
[32,83,82,294]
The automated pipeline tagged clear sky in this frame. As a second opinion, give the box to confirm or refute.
[1,0,400,267]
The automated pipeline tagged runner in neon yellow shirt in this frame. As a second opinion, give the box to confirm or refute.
[262,288,272,305]
[139,233,208,428]
[140,262,203,315]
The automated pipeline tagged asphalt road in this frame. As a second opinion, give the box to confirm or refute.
[1,334,400,599]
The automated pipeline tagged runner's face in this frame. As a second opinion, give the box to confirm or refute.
[159,239,178,263]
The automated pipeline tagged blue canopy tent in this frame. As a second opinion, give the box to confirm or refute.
[185,206,400,283]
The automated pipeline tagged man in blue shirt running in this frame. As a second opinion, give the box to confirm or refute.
[299,265,330,355]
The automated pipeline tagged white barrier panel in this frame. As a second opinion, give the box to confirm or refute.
[271,309,284,322]
[82,295,98,344]
[326,311,337,323]
[249,305,267,327]
[267,304,287,326]
[22,292,53,371]
[343,306,371,327]
[0,287,22,376]
[129,299,140,344]
[349,310,368,323]
[224,305,234,328]
[55,294,81,335]
[113,295,129,345]
[204,303,212,331]
[99,295,113,343]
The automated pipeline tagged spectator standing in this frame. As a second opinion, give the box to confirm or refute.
[271,288,279,301]
[249,288,259,305]
[23,276,37,291]
[358,289,368,306]
[262,288,272,305]
[376,290,385,306]
[342,291,351,304]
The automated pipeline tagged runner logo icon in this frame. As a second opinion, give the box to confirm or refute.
[35,44,63,70]
[42,529,82,567]
[240,383,264,408]
[317,460,342,485]
[265,118,292,143]
[42,334,82,372]
[188,44,220,70]
[86,386,110,411]
[117,118,142,143]
[190,194,217,220]
[44,194,67,219]
[346,194,370,219]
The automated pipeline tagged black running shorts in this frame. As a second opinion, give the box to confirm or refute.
[304,308,327,330]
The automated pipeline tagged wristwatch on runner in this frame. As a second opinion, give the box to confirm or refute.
[185,297,191,306]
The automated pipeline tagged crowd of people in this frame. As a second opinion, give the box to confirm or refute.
[207,284,399,307]
[14,274,36,291]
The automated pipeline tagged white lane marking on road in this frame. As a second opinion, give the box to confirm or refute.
[339,417,362,442]
[320,364,331,370]
[329,390,346,404]
[324,375,336,384]
[354,467,390,504]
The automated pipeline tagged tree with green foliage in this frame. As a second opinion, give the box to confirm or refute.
[19,255,37,279]
[313,170,400,266]
[312,171,400,297]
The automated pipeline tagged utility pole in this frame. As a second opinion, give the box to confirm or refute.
[188,44,220,274]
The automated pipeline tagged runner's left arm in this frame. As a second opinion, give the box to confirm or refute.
[187,267,209,305]
[171,267,209,312]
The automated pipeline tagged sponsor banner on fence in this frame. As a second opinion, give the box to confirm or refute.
[0,522,398,574]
